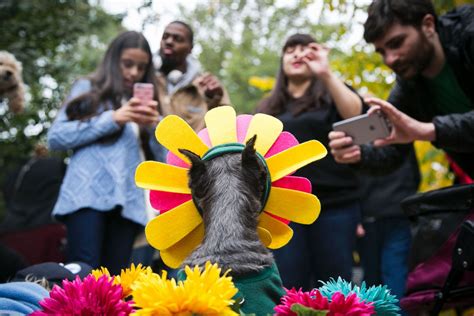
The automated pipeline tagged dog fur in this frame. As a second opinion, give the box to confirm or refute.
[179,136,274,276]
[0,51,25,113]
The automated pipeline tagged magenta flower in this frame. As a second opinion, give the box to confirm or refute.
[31,275,133,316]
[275,287,329,315]
[327,292,375,316]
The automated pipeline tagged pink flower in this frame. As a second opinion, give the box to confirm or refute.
[31,275,133,316]
[275,287,329,316]
[327,292,375,316]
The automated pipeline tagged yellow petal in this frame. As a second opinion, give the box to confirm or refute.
[259,213,294,249]
[159,224,205,269]
[135,161,190,194]
[264,187,320,224]
[266,140,327,181]
[155,115,209,163]
[245,113,283,155]
[205,106,237,145]
[145,200,202,250]
[257,226,272,247]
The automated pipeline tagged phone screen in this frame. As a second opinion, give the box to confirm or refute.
[133,83,154,105]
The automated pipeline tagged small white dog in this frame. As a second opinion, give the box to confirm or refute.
[0,51,25,113]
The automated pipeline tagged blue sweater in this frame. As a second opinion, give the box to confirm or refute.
[48,79,164,226]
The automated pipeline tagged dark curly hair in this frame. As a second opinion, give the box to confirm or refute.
[364,0,437,43]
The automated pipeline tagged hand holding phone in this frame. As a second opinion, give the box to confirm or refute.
[332,112,392,145]
[133,83,154,106]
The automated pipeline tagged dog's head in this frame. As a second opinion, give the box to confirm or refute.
[0,51,23,92]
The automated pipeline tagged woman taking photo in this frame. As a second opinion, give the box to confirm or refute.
[48,31,162,274]
[257,33,365,289]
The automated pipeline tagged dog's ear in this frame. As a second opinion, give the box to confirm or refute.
[241,135,260,172]
[178,148,206,181]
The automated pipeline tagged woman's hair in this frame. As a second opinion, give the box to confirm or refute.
[257,33,331,117]
[65,31,158,120]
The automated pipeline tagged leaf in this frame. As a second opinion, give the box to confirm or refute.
[290,303,328,316]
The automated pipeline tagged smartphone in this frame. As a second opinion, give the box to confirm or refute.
[133,83,154,106]
[332,112,392,145]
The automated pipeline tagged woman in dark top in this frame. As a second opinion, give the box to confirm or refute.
[257,33,365,289]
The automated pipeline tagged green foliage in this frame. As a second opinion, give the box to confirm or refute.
[318,277,400,316]
[291,304,329,316]
[0,0,123,215]
[177,0,347,113]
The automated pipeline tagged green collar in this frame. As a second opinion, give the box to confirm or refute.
[199,143,271,214]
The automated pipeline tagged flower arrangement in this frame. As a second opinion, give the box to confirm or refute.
[274,278,401,316]
[33,261,238,315]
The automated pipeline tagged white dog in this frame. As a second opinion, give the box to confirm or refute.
[0,51,25,113]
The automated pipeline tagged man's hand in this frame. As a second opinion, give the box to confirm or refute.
[328,131,362,164]
[196,73,224,99]
[365,97,436,146]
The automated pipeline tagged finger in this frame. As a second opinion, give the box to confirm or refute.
[146,100,158,109]
[367,106,381,115]
[308,42,321,50]
[334,149,361,164]
[328,131,347,140]
[328,136,354,150]
[128,98,142,106]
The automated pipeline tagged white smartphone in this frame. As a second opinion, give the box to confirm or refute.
[332,112,392,145]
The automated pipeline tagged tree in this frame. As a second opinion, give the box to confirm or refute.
[0,0,124,215]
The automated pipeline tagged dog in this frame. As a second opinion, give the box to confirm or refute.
[0,51,25,113]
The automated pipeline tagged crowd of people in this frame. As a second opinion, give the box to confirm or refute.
[1,0,473,313]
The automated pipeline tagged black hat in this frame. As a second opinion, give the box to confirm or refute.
[13,261,93,285]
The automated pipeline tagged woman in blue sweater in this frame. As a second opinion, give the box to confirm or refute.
[48,31,162,274]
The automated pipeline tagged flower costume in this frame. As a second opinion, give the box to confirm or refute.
[135,105,327,268]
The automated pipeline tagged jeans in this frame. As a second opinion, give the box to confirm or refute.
[359,217,411,301]
[62,208,142,275]
[273,202,360,290]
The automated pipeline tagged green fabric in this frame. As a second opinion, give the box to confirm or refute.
[177,263,284,316]
[426,63,471,115]
[233,263,285,316]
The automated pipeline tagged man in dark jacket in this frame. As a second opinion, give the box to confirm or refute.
[329,1,474,179]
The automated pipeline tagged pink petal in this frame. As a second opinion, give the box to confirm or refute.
[166,151,189,168]
[236,115,253,143]
[272,176,312,193]
[264,131,299,158]
[265,211,290,225]
[150,190,192,213]
[198,128,212,147]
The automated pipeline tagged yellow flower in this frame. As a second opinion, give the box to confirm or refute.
[132,262,238,315]
[135,106,327,268]
[91,267,112,280]
[116,263,153,297]
[248,76,275,91]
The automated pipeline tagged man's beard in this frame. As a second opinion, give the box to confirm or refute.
[393,32,435,79]
[159,53,179,75]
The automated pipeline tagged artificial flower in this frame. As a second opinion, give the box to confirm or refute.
[275,287,375,316]
[327,292,374,316]
[135,106,327,268]
[31,275,133,316]
[318,277,400,315]
[132,261,238,315]
[275,287,329,315]
[116,263,153,297]
[91,266,112,280]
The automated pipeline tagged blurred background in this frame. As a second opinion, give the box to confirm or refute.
[0,0,468,219]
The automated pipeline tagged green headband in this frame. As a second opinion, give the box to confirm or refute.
[196,142,272,214]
